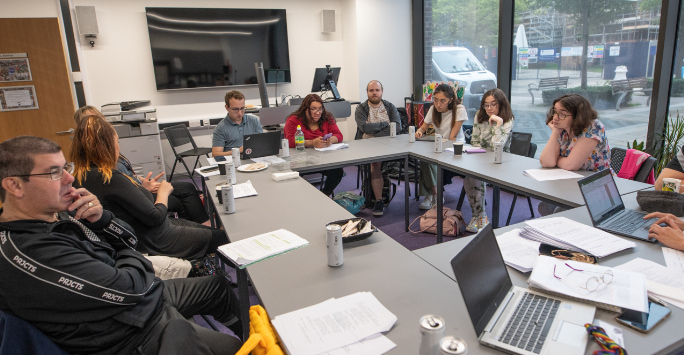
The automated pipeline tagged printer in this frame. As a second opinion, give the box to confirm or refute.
[101,100,157,123]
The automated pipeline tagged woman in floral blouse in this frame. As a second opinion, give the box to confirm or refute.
[464,88,514,233]
[539,94,610,172]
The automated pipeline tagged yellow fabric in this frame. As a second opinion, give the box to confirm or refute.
[235,305,284,355]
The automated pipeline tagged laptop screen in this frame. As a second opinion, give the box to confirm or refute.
[450,224,513,336]
[577,170,624,224]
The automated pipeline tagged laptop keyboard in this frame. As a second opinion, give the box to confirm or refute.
[499,292,560,354]
[603,210,649,233]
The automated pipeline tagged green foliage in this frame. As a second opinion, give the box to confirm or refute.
[540,86,632,110]
[432,0,499,48]
[653,111,684,176]
[627,140,645,152]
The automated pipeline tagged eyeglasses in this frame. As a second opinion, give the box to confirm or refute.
[433,98,450,105]
[229,107,246,112]
[552,109,571,120]
[553,263,613,292]
[309,107,323,113]
[13,162,75,181]
[484,102,498,109]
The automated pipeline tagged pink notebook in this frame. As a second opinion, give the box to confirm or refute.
[464,148,486,153]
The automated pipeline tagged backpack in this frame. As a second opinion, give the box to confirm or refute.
[397,107,410,134]
[333,191,365,214]
[409,206,465,237]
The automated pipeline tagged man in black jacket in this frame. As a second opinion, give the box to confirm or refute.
[355,80,402,216]
[0,136,242,355]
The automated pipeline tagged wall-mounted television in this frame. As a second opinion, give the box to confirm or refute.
[145,7,291,91]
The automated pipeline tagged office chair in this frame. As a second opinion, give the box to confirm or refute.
[163,124,212,189]
[610,147,657,183]
[505,133,536,225]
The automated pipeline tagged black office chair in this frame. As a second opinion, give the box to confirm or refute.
[505,133,537,225]
[163,124,212,189]
[610,147,657,183]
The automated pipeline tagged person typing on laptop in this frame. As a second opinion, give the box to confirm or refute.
[212,90,263,157]
[645,212,684,251]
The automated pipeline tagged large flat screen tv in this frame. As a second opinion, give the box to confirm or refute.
[145,8,291,91]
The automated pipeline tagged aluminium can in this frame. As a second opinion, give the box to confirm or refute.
[231,148,241,167]
[419,315,445,355]
[390,122,397,137]
[281,138,290,157]
[221,185,236,214]
[409,126,416,143]
[326,224,343,267]
[494,141,503,164]
[439,336,467,355]
[434,134,443,153]
[225,161,237,184]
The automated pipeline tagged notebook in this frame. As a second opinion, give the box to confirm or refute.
[577,169,657,242]
[241,131,282,160]
[450,224,595,355]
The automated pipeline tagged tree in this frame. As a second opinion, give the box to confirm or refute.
[536,0,634,88]
[432,0,499,49]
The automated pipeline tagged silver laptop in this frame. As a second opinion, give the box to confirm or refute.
[450,224,595,355]
[577,169,657,242]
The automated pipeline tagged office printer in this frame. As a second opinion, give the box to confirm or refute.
[101,100,156,122]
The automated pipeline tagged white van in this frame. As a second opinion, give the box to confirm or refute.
[431,46,497,115]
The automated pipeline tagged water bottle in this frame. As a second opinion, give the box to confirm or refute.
[295,125,305,151]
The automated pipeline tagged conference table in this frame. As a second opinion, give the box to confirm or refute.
[204,136,668,354]
[413,192,684,355]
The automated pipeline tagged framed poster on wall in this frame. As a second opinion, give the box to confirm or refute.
[0,85,39,111]
[0,53,32,82]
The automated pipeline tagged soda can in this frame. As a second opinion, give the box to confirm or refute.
[409,126,416,143]
[439,336,467,355]
[231,148,241,167]
[326,224,343,267]
[419,315,445,355]
[281,138,290,157]
[434,134,443,153]
[221,185,235,214]
[494,141,503,164]
[225,161,237,184]
[390,122,397,138]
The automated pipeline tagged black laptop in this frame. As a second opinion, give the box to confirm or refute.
[577,169,657,242]
[241,131,281,160]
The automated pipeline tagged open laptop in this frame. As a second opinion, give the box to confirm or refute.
[241,131,282,160]
[577,169,657,242]
[450,224,595,355]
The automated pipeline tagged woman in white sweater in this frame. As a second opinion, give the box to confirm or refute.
[464,88,514,232]
[414,84,468,209]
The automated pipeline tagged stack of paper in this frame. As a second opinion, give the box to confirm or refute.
[529,256,648,312]
[217,229,308,268]
[496,228,540,273]
[215,180,257,198]
[523,168,583,181]
[272,292,397,355]
[315,143,349,151]
[616,258,684,310]
[520,217,635,258]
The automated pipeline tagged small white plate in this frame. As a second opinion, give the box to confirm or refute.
[237,163,268,172]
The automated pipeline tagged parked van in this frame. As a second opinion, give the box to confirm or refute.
[431,46,497,116]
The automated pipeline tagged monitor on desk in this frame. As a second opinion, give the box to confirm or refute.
[311,66,342,100]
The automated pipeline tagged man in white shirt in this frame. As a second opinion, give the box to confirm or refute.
[354,80,401,216]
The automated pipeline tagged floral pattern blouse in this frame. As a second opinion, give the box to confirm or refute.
[558,119,611,172]
[471,114,514,152]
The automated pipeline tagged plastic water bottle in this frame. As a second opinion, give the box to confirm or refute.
[295,125,305,151]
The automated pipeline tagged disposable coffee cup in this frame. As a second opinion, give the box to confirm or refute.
[663,178,681,192]
[218,162,227,175]
[453,142,463,155]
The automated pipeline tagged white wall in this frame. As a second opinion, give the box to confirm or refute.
[3,0,59,17]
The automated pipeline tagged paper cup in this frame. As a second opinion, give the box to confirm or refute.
[218,162,227,175]
[663,178,681,192]
[453,142,463,155]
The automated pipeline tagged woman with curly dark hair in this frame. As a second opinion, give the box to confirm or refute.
[539,94,610,172]
[283,94,344,196]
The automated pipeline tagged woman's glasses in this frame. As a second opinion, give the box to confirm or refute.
[552,109,570,120]
[483,102,498,109]
[309,107,323,113]
[553,263,613,292]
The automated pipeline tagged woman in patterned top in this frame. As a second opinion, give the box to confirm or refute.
[539,94,610,172]
[464,89,514,233]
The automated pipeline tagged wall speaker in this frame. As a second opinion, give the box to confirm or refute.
[321,10,335,33]
[75,6,99,36]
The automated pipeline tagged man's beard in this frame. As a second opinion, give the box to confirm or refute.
[369,97,381,105]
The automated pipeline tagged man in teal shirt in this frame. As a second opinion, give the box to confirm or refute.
[212,90,263,157]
